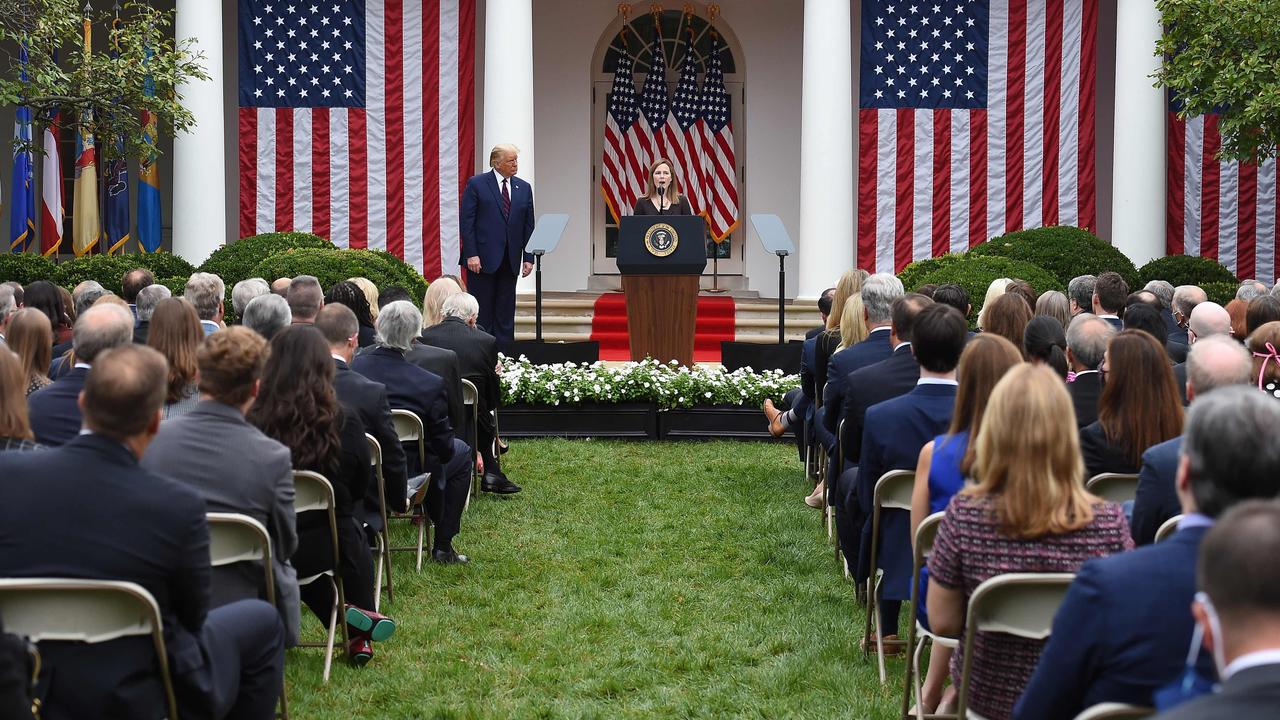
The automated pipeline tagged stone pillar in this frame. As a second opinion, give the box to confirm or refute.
[172,0,226,264]
[1111,0,1165,265]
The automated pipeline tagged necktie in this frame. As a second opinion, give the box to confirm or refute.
[501,178,511,218]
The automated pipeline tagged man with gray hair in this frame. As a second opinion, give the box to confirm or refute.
[351,301,475,564]
[133,283,172,344]
[241,293,292,341]
[1173,301,1234,403]
[0,284,15,344]
[1066,313,1116,428]
[73,281,108,319]
[1145,279,1185,361]
[1237,278,1269,303]
[184,271,225,335]
[285,275,323,325]
[28,303,134,446]
[232,278,271,318]
[1068,274,1097,317]
[1172,284,1207,341]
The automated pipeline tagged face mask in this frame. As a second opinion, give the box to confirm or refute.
[1151,601,1221,711]
[1196,592,1229,677]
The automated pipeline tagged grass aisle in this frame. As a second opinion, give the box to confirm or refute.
[287,439,906,718]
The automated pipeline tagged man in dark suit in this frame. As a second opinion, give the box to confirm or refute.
[1015,385,1280,720]
[1131,335,1252,545]
[132,284,170,344]
[1065,313,1114,429]
[420,292,521,494]
[1092,271,1129,329]
[405,341,465,439]
[762,286,833,440]
[852,303,964,646]
[819,273,905,447]
[0,345,284,719]
[28,303,134,446]
[1172,301,1233,405]
[460,143,535,347]
[1170,284,1207,349]
[352,301,474,564]
[141,327,301,645]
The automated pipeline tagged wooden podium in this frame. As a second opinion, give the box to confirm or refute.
[617,216,708,365]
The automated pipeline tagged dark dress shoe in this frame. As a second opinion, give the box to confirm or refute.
[481,474,522,494]
[431,548,470,565]
[345,605,397,642]
[348,637,373,667]
[497,439,510,455]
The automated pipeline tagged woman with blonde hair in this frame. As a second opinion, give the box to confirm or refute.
[976,277,1012,330]
[632,158,693,216]
[422,277,462,328]
[835,293,870,351]
[348,277,381,321]
[814,269,870,406]
[926,365,1131,719]
[7,308,53,395]
[147,298,203,418]
[0,347,39,451]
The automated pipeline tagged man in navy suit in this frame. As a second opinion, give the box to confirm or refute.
[1131,335,1252,545]
[1015,385,1280,719]
[852,303,964,645]
[0,345,284,719]
[28,303,134,446]
[352,301,473,564]
[1065,313,1114,429]
[460,143,535,347]
[819,273,905,448]
[1092,271,1129,329]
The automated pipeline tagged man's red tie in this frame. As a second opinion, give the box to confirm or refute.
[501,178,511,218]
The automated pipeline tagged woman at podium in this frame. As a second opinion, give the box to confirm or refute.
[633,158,693,216]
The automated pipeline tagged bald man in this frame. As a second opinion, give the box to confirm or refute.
[1172,301,1234,404]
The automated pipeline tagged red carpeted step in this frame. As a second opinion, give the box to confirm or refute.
[590,293,736,362]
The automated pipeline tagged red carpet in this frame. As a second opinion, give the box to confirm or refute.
[590,293,736,362]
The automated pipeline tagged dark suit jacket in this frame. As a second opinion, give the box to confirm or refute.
[1131,436,1183,545]
[27,366,89,446]
[132,320,150,345]
[405,341,465,437]
[1164,308,1188,347]
[1068,371,1103,429]
[1173,362,1189,405]
[1167,340,1188,364]
[632,195,694,216]
[1014,526,1212,720]
[420,317,501,414]
[351,347,457,487]
[1080,420,1142,479]
[459,171,534,274]
[332,359,408,525]
[357,323,376,348]
[1154,663,1280,720]
[804,325,825,341]
[0,433,210,718]
[1102,315,1123,330]
[822,328,894,436]
[838,345,921,468]
[800,334,819,401]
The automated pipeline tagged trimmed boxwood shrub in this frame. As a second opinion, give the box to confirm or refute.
[1202,281,1239,306]
[913,254,1062,327]
[250,248,429,301]
[1137,255,1238,287]
[897,254,965,292]
[156,276,190,296]
[199,232,336,288]
[968,226,1140,289]
[364,249,436,301]
[51,252,197,293]
[0,253,57,285]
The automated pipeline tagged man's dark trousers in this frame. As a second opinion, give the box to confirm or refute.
[466,261,517,348]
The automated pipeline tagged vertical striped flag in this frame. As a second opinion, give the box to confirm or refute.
[236,0,476,281]
[699,34,738,241]
[102,15,130,255]
[9,43,35,253]
[138,47,162,253]
[40,108,63,257]
[636,36,669,171]
[664,27,706,216]
[856,0,1098,273]
[600,48,643,222]
[1167,112,1278,281]
[72,12,99,256]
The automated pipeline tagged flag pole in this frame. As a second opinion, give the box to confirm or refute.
[705,6,725,294]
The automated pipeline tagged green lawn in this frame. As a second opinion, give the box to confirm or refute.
[286,439,911,718]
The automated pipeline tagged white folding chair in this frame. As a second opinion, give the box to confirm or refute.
[1154,514,1183,543]
[461,378,481,499]
[362,435,393,611]
[1085,473,1141,505]
[0,578,178,720]
[1073,703,1155,720]
[830,418,844,546]
[954,573,1075,719]
[386,410,434,572]
[900,511,959,720]
[863,469,916,683]
[292,470,348,683]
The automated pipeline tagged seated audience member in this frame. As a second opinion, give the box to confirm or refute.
[1170,284,1206,345]
[1065,314,1114,427]
[853,302,966,650]
[1236,278,1270,302]
[914,283,938,298]
[404,331,465,437]
[1080,330,1183,478]
[761,287,836,467]
[976,278,1012,330]
[1131,336,1253,545]
[28,303,133,446]
[1225,298,1249,340]
[121,268,154,317]
[1246,295,1280,338]
[909,333,1022,713]
[1017,385,1280,719]
[285,275,324,325]
[1122,301,1171,352]
[982,293,1034,355]
[1092,271,1129,328]
[819,274,902,445]
[1068,274,1096,318]
[0,347,40,452]
[8,308,52,395]
[0,344,285,718]
[270,277,291,296]
[316,303,409,536]
[422,277,462,327]
[803,291,871,506]
[352,301,474,564]
[247,326,395,665]
[421,292,521,495]
[133,283,171,344]
[24,280,70,350]
[325,281,377,348]
[1127,289,1160,309]
[1005,278,1037,310]
[1023,315,1069,378]
[0,279,21,306]
[1153,500,1280,720]
[1145,280,1184,360]
[1173,301,1232,404]
[141,327,300,645]
[378,286,416,310]
[932,283,972,323]
[1034,290,1071,331]
[813,270,869,416]
[147,298,203,419]
[184,272,225,335]
[1247,321,1280,399]
[242,293,292,341]
[231,277,271,320]
[348,277,380,322]
[928,365,1133,720]
[47,284,103,377]
[0,284,15,343]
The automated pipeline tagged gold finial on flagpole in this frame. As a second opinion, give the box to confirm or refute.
[650,3,664,20]
[617,3,632,19]
[708,4,720,23]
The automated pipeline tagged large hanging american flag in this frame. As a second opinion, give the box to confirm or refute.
[237,0,475,280]
[857,0,1097,273]
[1168,112,1279,281]
[665,29,706,216]
[700,36,738,241]
[636,37,669,171]
[601,49,643,223]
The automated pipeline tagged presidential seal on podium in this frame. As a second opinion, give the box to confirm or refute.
[643,222,679,258]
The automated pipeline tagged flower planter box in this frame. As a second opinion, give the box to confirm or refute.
[658,405,778,441]
[500,402,659,439]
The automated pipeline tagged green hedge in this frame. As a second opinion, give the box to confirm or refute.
[156,276,190,296]
[1137,255,1238,287]
[0,253,57,286]
[1202,281,1239,306]
[364,249,436,301]
[913,254,1062,327]
[968,226,1140,289]
[250,248,430,301]
[199,232,336,289]
[51,252,197,294]
[897,254,965,293]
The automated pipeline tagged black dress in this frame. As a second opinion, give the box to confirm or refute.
[1079,420,1141,480]
[632,195,693,216]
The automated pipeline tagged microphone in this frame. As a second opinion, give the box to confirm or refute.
[656,180,668,212]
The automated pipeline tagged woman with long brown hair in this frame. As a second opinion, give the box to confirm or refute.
[7,308,53,395]
[981,293,1034,358]
[147,298,203,419]
[632,158,693,216]
[0,347,38,451]
[1079,330,1184,478]
[927,365,1132,719]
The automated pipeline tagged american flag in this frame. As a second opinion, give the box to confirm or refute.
[700,36,738,241]
[236,0,475,280]
[601,49,643,223]
[857,0,1097,272]
[637,37,669,171]
[665,30,706,216]
[1168,112,1279,281]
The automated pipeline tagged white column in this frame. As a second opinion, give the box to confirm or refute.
[484,0,536,292]
[798,0,855,298]
[1111,0,1165,266]
[171,0,225,265]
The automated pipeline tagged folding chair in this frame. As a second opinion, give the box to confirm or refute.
[954,573,1075,719]
[461,378,481,498]
[1085,473,1141,505]
[899,511,958,720]
[830,418,844,545]
[363,435,393,610]
[292,470,348,683]
[206,512,289,719]
[0,578,178,720]
[863,469,916,683]
[1072,703,1155,720]
[1154,514,1183,543]
[386,411,434,571]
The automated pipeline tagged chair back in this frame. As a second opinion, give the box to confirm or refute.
[206,512,276,606]
[0,578,178,719]
[293,470,335,513]
[1154,514,1183,544]
[1085,473,1141,505]
[913,512,945,569]
[461,377,480,450]
[365,433,390,519]
[391,409,426,470]
[874,470,916,512]
[1072,703,1155,720]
